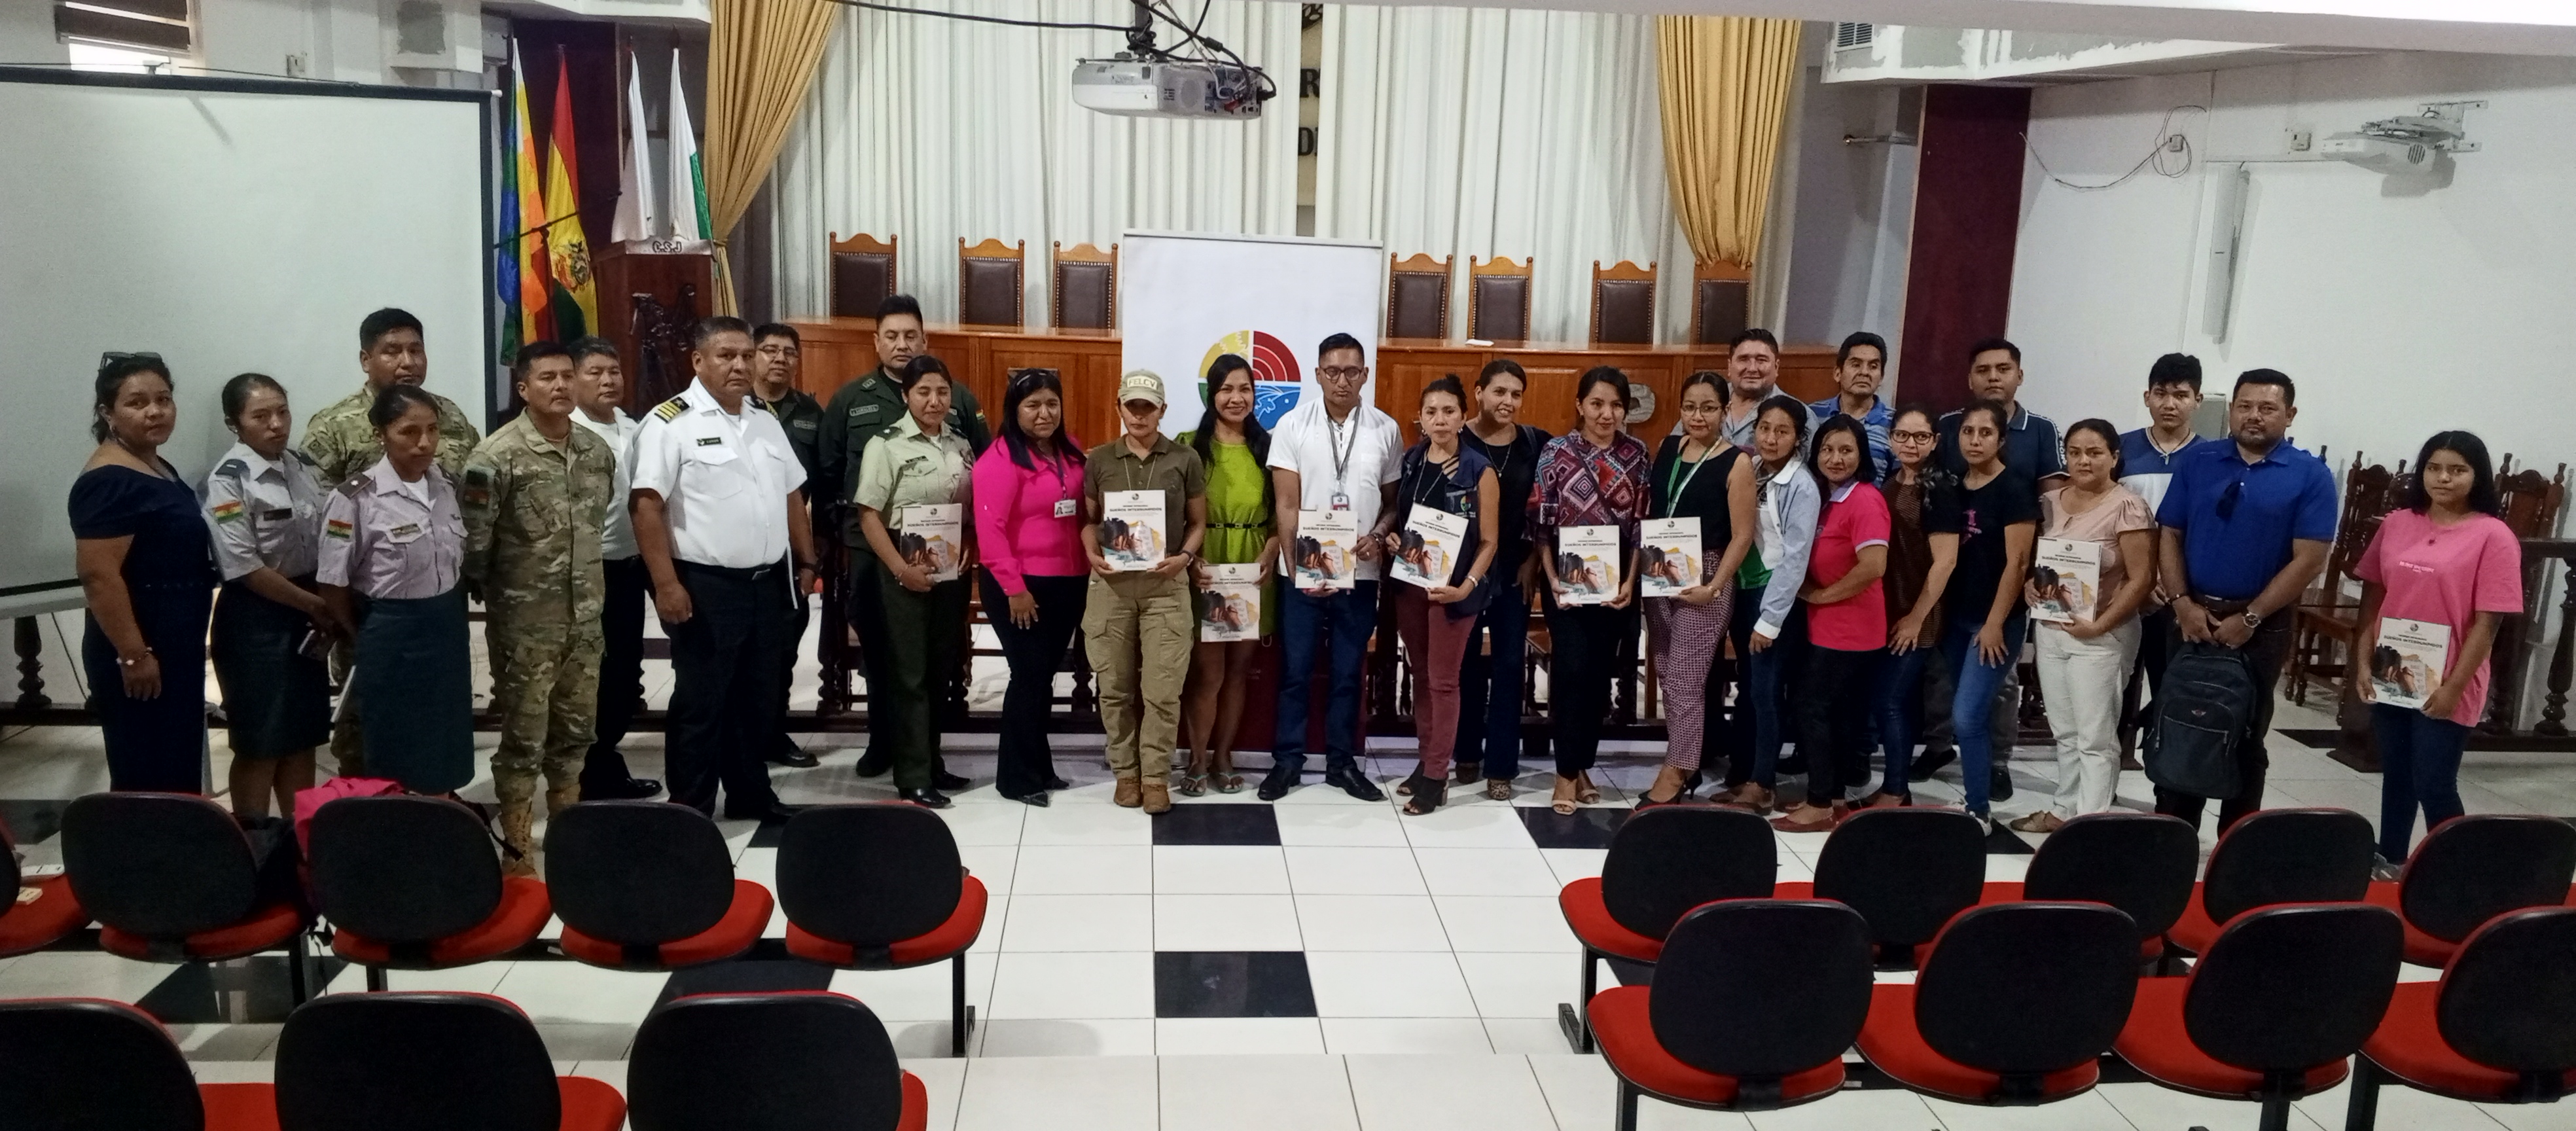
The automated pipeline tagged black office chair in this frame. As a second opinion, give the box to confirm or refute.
[0,997,277,1130]
[2169,807,2373,955]
[306,795,550,991]
[274,992,624,1130]
[547,801,773,972]
[628,992,929,1131]
[2363,814,2576,966]
[59,793,314,1001]
[1776,806,1988,967]
[1555,806,1774,1051]
[778,804,988,1056]
[2348,907,2576,1131]
[1982,811,2199,969]
[1859,902,2139,1105]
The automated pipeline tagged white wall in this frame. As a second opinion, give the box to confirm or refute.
[1,3,70,67]
[1781,75,1916,369]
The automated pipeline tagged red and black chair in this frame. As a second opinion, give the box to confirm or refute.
[2362,814,2576,967]
[778,804,987,1056]
[2168,807,2374,956]
[274,992,623,1130]
[1554,806,1773,1052]
[1586,899,1873,1131]
[1775,806,1988,968]
[1980,812,2198,969]
[304,795,550,992]
[1858,902,2139,1105]
[0,819,86,958]
[546,801,774,972]
[628,992,930,1131]
[2116,903,2403,1131]
[2347,907,2576,1131]
[0,997,277,1130]
[60,793,315,1001]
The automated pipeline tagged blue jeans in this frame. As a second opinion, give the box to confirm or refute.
[1746,606,1806,788]
[1937,613,2026,818]
[1871,643,1935,799]
[2371,703,2469,863]
[1273,581,1378,778]
[1454,582,1528,780]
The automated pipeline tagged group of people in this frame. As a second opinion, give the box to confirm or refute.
[70,296,2524,867]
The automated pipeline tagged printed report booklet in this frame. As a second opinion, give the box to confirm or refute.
[1294,509,1358,590]
[1201,563,1262,641]
[2372,617,2450,712]
[1101,489,1167,572]
[1638,517,1701,599]
[1556,524,1621,605]
[1391,504,1467,590]
[2028,536,2101,624]
[901,503,964,583]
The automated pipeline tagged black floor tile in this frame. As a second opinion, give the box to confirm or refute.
[1985,824,2037,854]
[1151,804,1280,846]
[1518,804,1627,850]
[136,954,351,1024]
[651,941,827,1013]
[1154,950,1317,1018]
[0,799,71,844]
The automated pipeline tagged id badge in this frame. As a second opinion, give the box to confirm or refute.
[1330,492,1351,511]
[1054,498,1079,518]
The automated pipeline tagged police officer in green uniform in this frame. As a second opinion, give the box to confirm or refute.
[300,308,482,777]
[753,322,825,768]
[817,295,989,776]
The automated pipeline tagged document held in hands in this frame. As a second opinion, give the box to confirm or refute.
[1101,489,1167,572]
[1293,509,1358,590]
[899,503,965,583]
[1391,504,1466,590]
[1200,564,1262,642]
[2372,617,2450,713]
[2028,537,2101,625]
[1555,524,1621,605]
[1638,518,1700,599]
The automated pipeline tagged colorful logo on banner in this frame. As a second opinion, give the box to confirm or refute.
[1199,330,1302,427]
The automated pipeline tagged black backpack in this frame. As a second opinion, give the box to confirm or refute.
[2143,641,2262,799]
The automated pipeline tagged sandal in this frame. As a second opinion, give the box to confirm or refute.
[1454,763,1483,785]
[1550,775,1579,816]
[1715,783,1776,814]
[1485,778,1512,802]
[1403,775,1447,816]
[1215,771,1245,795]
[1177,772,1208,798]
[1769,801,1844,833]
[2007,811,2065,835]
[1573,774,1601,806]
[1637,765,1693,809]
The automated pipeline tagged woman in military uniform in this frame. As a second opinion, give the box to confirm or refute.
[853,355,976,808]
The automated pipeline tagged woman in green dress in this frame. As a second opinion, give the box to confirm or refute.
[1178,355,1279,795]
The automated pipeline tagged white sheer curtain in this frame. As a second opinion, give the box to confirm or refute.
[1314,5,1692,344]
[767,0,1305,323]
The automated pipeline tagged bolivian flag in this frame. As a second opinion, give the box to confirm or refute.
[511,41,553,344]
[545,50,598,342]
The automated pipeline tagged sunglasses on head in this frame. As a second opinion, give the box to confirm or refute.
[99,351,163,367]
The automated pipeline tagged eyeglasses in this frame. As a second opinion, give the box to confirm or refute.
[1316,366,1367,382]
[99,351,163,367]
[1890,429,1936,443]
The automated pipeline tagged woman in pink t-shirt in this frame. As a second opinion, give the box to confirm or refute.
[1774,417,1889,832]
[2353,431,2524,865]
[973,369,1088,806]
[2011,420,2157,833]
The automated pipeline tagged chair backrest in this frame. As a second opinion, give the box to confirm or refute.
[275,992,562,1131]
[2021,812,2199,940]
[61,793,260,939]
[1589,260,1656,345]
[545,801,738,947]
[2202,808,2374,926]
[1690,260,1749,346]
[1386,252,1451,340]
[2438,908,2576,1084]
[829,232,898,319]
[2186,903,2402,1073]
[1598,806,1774,940]
[1812,807,1988,952]
[0,999,205,1131]
[304,795,503,946]
[1914,903,2139,1086]
[2496,463,2566,540]
[957,237,1024,327]
[1050,241,1116,330]
[776,804,963,947]
[1467,255,1531,342]
[2400,814,2576,944]
[629,992,907,1131]
[1652,899,1873,1085]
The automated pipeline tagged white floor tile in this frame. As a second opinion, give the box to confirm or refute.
[533,1022,637,1062]
[830,955,994,1024]
[1154,1017,1328,1056]
[1744,1086,1944,1131]
[1321,1017,1495,1054]
[2481,1099,2576,1130]
[1277,804,1413,847]
[1012,845,1154,895]
[1287,847,1431,895]
[168,1022,281,1062]
[1346,1052,1559,1131]
[1529,1051,1762,1131]
[1414,848,1563,897]
[2295,1074,2511,1131]
[1297,895,1454,952]
[1455,950,1584,1019]
[1435,895,1579,952]
[1304,951,1480,1018]
[995,894,1153,952]
[2098,1081,2326,1131]
[959,844,1021,895]
[490,961,668,1026]
[1542,848,1609,886]
[1019,802,1155,846]
[1160,1052,1360,1131]
[974,1018,1156,1057]
[935,802,1031,846]
[901,1056,969,1131]
[323,960,514,997]
[0,952,182,1003]
[188,1060,277,1084]
[1155,894,1304,951]
[985,952,1157,1020]
[1484,1017,1582,1055]
[1922,1088,2141,1130]
[1155,845,1292,894]
[953,1054,1158,1131]
[1400,803,1542,849]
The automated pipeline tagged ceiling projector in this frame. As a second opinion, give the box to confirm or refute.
[1073,60,1264,119]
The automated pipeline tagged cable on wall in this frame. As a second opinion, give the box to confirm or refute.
[2023,103,2209,192]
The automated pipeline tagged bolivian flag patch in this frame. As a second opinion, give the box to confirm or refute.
[210,499,245,523]
[325,518,354,540]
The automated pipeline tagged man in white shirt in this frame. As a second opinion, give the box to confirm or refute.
[565,337,660,801]
[1262,332,1404,802]
[631,317,820,821]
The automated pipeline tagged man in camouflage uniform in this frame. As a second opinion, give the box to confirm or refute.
[304,307,482,776]
[461,341,612,876]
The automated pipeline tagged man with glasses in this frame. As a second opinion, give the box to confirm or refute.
[1261,332,1404,802]
[2117,353,2208,761]
[2153,368,2334,834]
[818,295,989,778]
[753,323,827,769]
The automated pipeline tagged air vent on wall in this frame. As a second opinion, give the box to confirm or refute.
[55,0,192,54]
[1833,22,1875,51]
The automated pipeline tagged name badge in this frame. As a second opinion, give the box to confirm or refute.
[386,522,423,544]
[1330,492,1351,511]
[695,437,723,446]
[260,509,292,521]
[1054,498,1079,518]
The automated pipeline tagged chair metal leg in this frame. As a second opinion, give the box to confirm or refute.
[2257,1092,2293,1131]
[2345,1058,2380,1131]
[950,953,975,1057]
[286,933,310,1005]
[1615,1079,1639,1131]
[365,965,388,994]
[1558,948,1598,1053]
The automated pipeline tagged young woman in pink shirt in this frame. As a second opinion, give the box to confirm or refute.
[1773,416,1889,831]
[2352,430,2523,866]
[973,368,1087,806]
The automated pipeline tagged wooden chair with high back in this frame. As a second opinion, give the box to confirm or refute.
[1467,255,1534,343]
[829,232,899,319]
[957,238,1026,328]
[1386,253,1452,340]
[1690,260,1751,346]
[1590,260,1658,346]
[2289,456,2401,705]
[2470,459,2564,732]
[1051,241,1117,330]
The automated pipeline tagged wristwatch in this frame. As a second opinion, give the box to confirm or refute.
[2242,609,2264,629]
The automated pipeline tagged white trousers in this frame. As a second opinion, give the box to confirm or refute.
[2033,619,2140,818]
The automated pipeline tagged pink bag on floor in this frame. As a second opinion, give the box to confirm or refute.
[293,776,404,854]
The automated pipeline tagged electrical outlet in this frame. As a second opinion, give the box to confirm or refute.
[2165,133,2186,153]
[2287,128,2312,153]
[285,52,307,79]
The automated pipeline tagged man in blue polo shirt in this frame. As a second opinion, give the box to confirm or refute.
[2154,368,2335,834]
[2117,353,2208,758]
[1810,331,1894,473]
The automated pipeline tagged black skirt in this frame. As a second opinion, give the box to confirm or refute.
[209,577,332,759]
[353,587,474,795]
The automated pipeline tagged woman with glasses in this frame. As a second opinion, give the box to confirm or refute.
[72,353,220,793]
[1860,408,1959,807]
[1714,396,1819,813]
[1530,367,1651,816]
[1179,355,1278,796]
[1639,372,1755,806]
[1454,359,1552,801]
[856,355,977,808]
[2011,419,2156,833]
[974,368,1086,806]
[1933,399,2038,829]
[1774,417,1890,831]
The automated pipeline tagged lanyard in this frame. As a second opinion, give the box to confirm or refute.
[1410,448,1459,509]
[1662,443,1717,518]
[1327,411,1359,494]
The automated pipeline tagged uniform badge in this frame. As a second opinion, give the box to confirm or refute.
[209,499,245,523]
[461,467,492,507]
[213,458,249,480]
[654,396,691,422]
[696,437,724,446]
[852,403,882,420]
[325,517,354,540]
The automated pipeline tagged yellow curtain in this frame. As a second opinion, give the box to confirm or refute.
[1655,16,1800,269]
[704,0,840,314]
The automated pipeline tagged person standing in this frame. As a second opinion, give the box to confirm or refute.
[1714,397,1819,812]
[976,368,1088,806]
[752,323,826,770]
[564,338,660,800]
[632,317,818,822]
[1531,368,1652,816]
[855,355,978,808]
[1262,334,1403,802]
[1863,408,1959,807]
[1808,331,1894,473]
[2154,369,2335,834]
[1773,418,1891,831]
[1639,373,1754,806]
[1081,372,1208,814]
[1386,376,1498,816]
[2353,431,2522,867]
[200,373,336,819]
[1934,400,2040,829]
[819,295,988,778]
[1715,331,1783,452]
[2117,353,2206,759]
[72,353,217,794]
[2011,420,2156,833]
[315,386,473,797]
[1454,361,1552,801]
[462,342,615,875]
[1179,355,1277,797]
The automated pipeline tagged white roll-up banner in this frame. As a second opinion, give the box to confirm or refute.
[1118,232,1384,435]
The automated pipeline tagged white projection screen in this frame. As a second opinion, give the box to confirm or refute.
[0,68,491,618]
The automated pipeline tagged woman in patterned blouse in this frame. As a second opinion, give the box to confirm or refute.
[1528,367,1653,816]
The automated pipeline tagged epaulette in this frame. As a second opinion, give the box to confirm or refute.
[878,422,906,439]
[748,393,769,412]
[336,475,370,499]
[289,448,317,467]
[213,458,249,480]
[653,395,690,422]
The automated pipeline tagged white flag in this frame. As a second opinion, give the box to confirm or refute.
[667,48,707,242]
[611,49,656,243]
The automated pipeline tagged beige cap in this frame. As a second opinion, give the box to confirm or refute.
[1117,369,1166,407]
